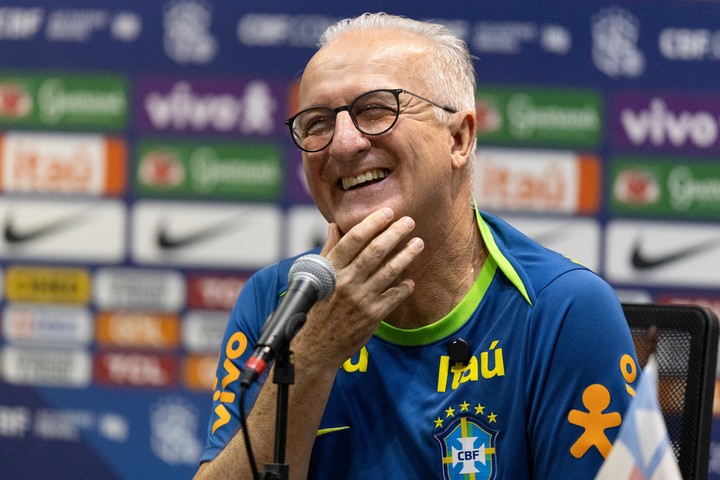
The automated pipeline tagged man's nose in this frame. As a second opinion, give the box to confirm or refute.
[328,111,370,157]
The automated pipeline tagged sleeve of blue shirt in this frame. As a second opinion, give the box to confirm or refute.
[525,268,639,478]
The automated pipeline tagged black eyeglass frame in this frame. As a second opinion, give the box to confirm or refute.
[284,88,458,152]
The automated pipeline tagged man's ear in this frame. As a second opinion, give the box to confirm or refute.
[448,110,476,170]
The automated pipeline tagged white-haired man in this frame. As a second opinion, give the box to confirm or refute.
[196,12,637,479]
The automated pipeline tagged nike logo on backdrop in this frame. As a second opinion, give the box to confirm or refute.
[4,207,92,244]
[157,216,246,250]
[631,236,720,270]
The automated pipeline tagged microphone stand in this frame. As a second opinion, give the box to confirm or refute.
[260,318,299,480]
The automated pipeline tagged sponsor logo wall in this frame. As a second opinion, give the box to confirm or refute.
[1,1,719,478]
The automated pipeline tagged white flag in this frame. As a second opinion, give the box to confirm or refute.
[595,355,682,480]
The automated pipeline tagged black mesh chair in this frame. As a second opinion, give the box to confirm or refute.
[622,303,719,480]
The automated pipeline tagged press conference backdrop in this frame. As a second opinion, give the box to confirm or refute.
[0,1,719,478]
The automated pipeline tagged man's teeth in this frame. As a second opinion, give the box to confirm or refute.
[341,169,387,190]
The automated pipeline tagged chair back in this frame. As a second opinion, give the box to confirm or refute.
[622,303,719,480]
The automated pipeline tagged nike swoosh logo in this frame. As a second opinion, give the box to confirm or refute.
[631,236,720,270]
[157,216,245,250]
[316,426,350,437]
[4,207,91,244]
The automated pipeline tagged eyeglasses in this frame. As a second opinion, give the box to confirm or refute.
[285,88,457,152]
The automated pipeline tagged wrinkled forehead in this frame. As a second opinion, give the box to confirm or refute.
[299,29,434,104]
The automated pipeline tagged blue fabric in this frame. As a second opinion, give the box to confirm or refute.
[201,210,638,479]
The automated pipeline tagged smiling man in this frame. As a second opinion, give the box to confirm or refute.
[196,13,638,480]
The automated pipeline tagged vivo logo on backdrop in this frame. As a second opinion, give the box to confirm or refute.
[136,77,282,136]
[611,92,720,152]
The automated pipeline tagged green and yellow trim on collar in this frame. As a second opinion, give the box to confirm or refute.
[373,205,532,346]
[474,207,532,306]
[374,253,497,346]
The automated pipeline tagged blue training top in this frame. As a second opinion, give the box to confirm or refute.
[200,209,639,479]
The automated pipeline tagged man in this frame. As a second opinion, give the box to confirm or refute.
[196,13,638,479]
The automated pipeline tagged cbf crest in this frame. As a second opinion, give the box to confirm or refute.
[433,414,498,480]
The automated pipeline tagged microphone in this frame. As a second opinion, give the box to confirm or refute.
[240,254,336,386]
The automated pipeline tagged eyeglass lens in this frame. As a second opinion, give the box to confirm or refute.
[290,90,400,152]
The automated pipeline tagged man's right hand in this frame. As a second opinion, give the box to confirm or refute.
[293,207,424,370]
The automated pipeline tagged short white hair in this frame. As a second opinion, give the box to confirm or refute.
[319,12,476,115]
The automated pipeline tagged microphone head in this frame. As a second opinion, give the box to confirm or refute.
[288,254,336,300]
